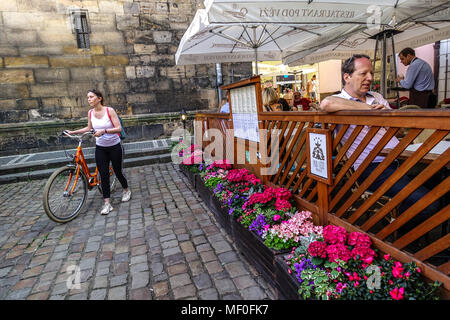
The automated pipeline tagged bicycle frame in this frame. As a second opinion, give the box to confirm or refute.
[63,131,99,195]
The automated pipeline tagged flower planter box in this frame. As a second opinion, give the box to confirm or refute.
[210,194,233,235]
[274,254,302,300]
[179,164,197,188]
[194,174,212,207]
[231,219,290,288]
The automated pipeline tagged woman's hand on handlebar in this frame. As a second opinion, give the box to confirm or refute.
[93,129,104,137]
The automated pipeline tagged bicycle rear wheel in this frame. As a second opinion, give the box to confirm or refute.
[43,165,88,223]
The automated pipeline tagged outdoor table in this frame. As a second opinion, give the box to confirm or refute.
[381,140,450,163]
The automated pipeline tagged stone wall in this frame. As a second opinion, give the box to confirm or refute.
[0,0,252,124]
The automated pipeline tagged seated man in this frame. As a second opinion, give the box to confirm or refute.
[319,54,439,233]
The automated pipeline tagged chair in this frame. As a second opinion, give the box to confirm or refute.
[336,144,399,239]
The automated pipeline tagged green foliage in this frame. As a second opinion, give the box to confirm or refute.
[204,176,223,189]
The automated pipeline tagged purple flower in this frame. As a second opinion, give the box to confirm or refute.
[249,214,267,237]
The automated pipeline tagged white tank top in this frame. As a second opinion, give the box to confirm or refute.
[90,108,121,147]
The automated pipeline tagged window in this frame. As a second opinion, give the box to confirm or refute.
[71,10,90,49]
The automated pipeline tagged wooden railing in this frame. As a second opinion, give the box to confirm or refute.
[194,109,450,293]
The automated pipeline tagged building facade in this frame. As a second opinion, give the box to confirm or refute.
[0,0,251,124]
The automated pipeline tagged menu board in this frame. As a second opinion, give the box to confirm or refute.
[230,85,259,142]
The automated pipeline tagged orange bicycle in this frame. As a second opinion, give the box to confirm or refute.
[42,130,116,223]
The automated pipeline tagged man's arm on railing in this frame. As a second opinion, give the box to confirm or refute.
[319,96,386,112]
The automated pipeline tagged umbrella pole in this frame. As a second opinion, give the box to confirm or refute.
[390,35,400,108]
[254,47,259,75]
[381,32,387,97]
[372,36,379,92]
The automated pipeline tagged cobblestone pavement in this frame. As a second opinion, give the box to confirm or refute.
[0,163,276,300]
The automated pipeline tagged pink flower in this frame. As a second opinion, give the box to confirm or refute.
[390,287,405,300]
[273,214,281,221]
[323,225,347,244]
[325,243,351,262]
[384,254,391,261]
[274,198,292,211]
[308,241,327,258]
[336,282,346,294]
[392,262,404,279]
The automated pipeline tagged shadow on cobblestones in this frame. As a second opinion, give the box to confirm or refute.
[0,163,276,300]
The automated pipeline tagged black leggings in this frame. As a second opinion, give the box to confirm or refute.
[95,143,128,199]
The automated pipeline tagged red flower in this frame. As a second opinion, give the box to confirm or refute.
[348,232,372,248]
[325,243,351,262]
[392,262,404,279]
[308,241,327,258]
[274,198,292,211]
[323,225,347,244]
[390,287,405,300]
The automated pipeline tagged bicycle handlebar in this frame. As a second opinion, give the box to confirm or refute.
[62,129,95,142]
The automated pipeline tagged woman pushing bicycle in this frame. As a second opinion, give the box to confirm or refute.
[66,89,131,215]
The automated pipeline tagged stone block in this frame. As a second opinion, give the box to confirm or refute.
[67,82,105,97]
[4,31,38,46]
[92,55,129,67]
[104,44,129,55]
[34,68,70,83]
[5,56,49,68]
[148,79,171,91]
[16,98,39,110]
[71,67,105,81]
[0,46,19,56]
[38,31,75,46]
[150,54,175,65]
[88,13,116,32]
[89,32,125,46]
[116,14,140,30]
[0,84,29,99]
[50,56,93,68]
[98,0,124,14]
[0,110,29,123]
[105,66,125,80]
[136,66,155,78]
[63,45,104,55]
[134,44,156,54]
[30,83,68,97]
[41,97,81,109]
[0,1,17,11]
[20,46,63,56]
[106,94,127,107]
[124,1,140,14]
[106,81,129,94]
[155,2,169,14]
[160,66,185,78]
[153,31,172,44]
[17,0,57,12]
[125,66,136,80]
[126,93,156,104]
[169,14,188,23]
[55,0,100,14]
[0,69,34,84]
[0,99,16,109]
[2,12,45,30]
[133,30,153,44]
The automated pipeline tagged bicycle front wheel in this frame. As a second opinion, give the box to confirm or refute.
[43,165,88,223]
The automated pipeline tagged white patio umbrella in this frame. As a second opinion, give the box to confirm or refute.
[281,1,450,96]
[175,0,437,74]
